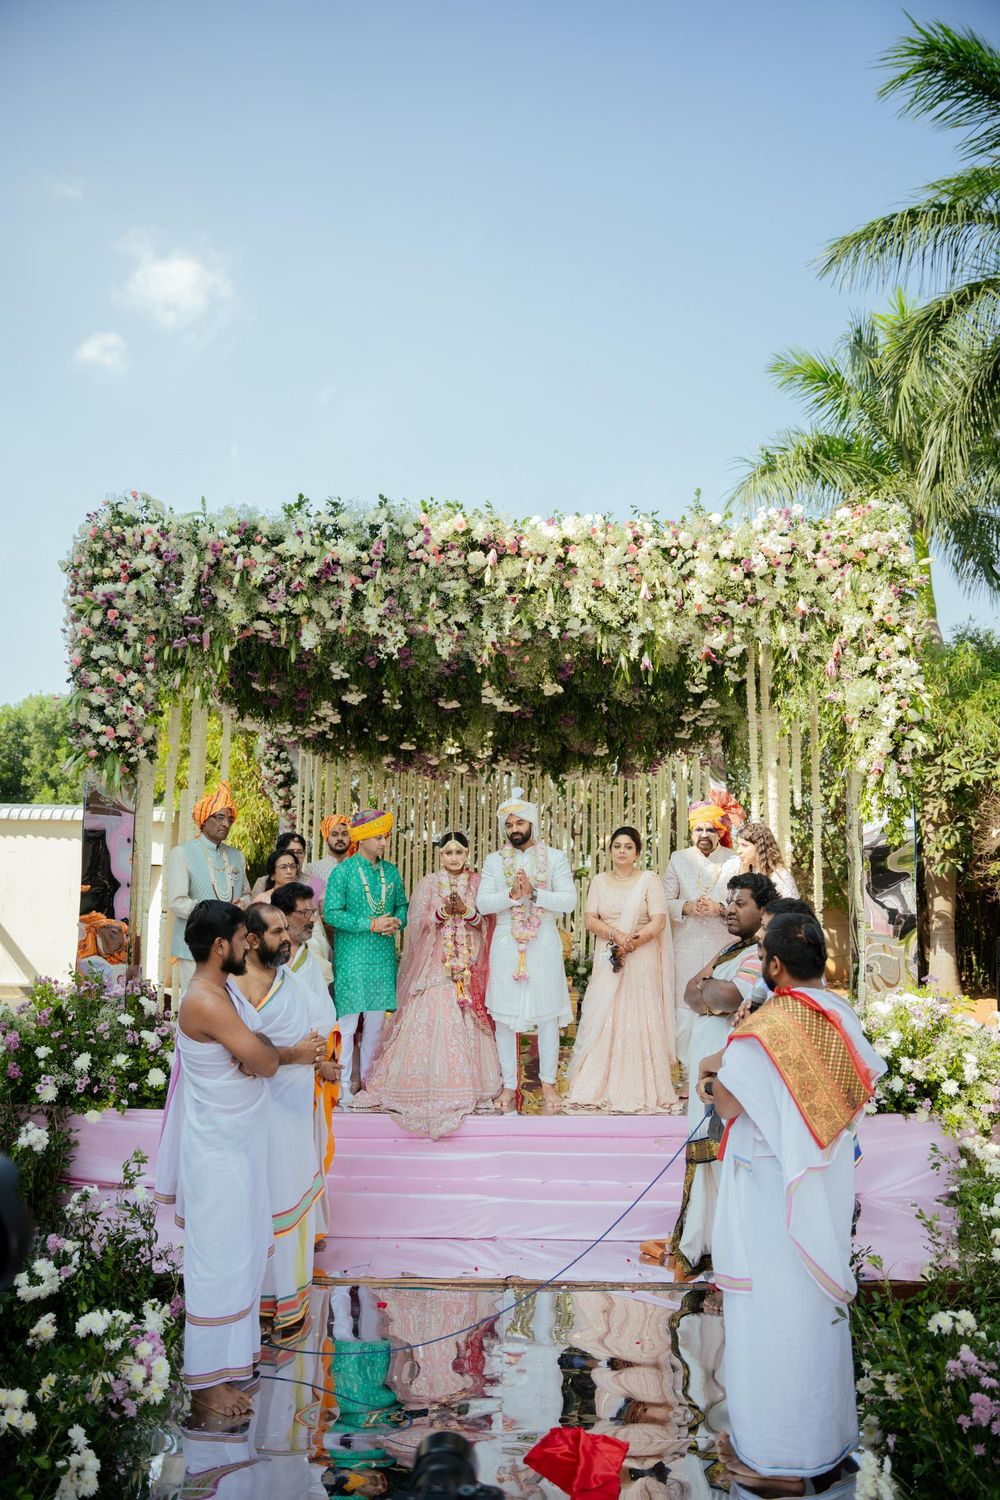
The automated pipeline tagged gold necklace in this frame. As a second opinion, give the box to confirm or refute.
[356,858,388,915]
[207,843,234,900]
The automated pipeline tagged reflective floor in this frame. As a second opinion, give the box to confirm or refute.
[150,1282,735,1497]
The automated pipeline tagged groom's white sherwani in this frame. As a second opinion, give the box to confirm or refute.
[478,842,575,1030]
[478,841,575,1089]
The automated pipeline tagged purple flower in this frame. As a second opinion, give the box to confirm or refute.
[59,1265,74,1279]
[46,1234,65,1253]
[3,1033,19,1051]
[6,1063,21,1079]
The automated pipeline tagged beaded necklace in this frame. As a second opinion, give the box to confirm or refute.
[205,841,236,901]
[355,857,388,916]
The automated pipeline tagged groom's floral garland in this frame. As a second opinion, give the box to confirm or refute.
[62,493,929,813]
[501,842,550,980]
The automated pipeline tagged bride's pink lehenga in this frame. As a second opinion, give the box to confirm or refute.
[351,870,502,1138]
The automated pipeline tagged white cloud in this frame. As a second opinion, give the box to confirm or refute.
[116,230,234,331]
[49,178,85,203]
[73,332,129,373]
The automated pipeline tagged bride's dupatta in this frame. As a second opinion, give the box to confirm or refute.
[568,870,676,1078]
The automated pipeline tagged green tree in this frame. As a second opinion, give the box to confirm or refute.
[818,18,1000,493]
[0,695,81,803]
[919,629,1000,993]
[731,298,1000,628]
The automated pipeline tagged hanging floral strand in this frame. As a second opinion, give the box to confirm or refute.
[777,727,792,866]
[759,643,779,832]
[810,689,823,915]
[746,644,761,821]
[790,716,802,812]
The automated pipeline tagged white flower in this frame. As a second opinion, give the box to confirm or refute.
[939,1078,959,1096]
[927,1311,953,1334]
[36,1373,57,1401]
[36,1081,58,1103]
[855,1448,896,1500]
[28,1312,56,1345]
[34,1045,52,1059]
[84,1109,102,1124]
[73,1052,92,1074]
[146,1067,166,1088]
[16,1122,49,1154]
[112,1053,129,1068]
[133,1183,148,1202]
[75,1309,112,1338]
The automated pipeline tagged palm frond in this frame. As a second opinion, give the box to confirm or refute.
[922,324,1000,490]
[730,430,896,513]
[817,171,1000,290]
[880,19,1000,159]
[767,347,855,432]
[885,277,1000,436]
[932,503,1000,599]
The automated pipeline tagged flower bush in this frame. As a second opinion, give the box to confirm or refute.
[859,988,1000,1136]
[2,1154,182,1499]
[1,971,174,1117]
[61,492,928,814]
[852,1138,1000,1495]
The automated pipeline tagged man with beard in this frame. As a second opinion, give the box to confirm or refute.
[661,803,741,1083]
[478,787,575,1113]
[304,813,354,980]
[232,902,328,1339]
[699,913,884,1494]
[153,900,322,1416]
[270,881,341,1246]
[668,872,777,1278]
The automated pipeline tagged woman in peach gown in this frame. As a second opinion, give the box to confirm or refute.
[351,832,502,1137]
[566,827,677,1113]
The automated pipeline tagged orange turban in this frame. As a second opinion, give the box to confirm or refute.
[192,781,238,829]
[320,814,352,841]
[350,809,393,842]
[688,800,732,847]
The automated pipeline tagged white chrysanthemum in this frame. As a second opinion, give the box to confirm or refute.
[145,1067,166,1088]
[28,1312,56,1345]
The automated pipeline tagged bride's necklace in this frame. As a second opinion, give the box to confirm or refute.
[610,867,641,882]
[356,857,387,915]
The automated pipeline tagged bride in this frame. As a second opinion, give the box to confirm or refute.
[351,832,502,1138]
[566,826,677,1113]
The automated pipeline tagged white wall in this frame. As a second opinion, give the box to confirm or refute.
[0,805,163,995]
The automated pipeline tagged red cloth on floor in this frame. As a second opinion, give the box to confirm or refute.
[525,1427,627,1499]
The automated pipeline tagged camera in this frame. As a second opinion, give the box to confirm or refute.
[392,1433,504,1499]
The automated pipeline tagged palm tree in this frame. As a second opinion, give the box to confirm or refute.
[731,297,1000,631]
[732,301,1000,994]
[817,19,1000,493]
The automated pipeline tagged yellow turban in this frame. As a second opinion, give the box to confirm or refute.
[350,808,394,842]
[320,814,352,841]
[193,781,238,829]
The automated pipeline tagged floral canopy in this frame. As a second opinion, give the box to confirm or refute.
[63,491,928,815]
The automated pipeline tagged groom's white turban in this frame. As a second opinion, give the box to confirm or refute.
[498,786,538,828]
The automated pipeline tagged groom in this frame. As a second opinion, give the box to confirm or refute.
[477,787,576,1112]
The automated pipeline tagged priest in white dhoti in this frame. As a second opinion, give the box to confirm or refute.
[271,881,341,1245]
[697,912,884,1493]
[670,871,776,1278]
[232,903,330,1338]
[478,787,575,1113]
[165,783,250,1000]
[661,802,741,1076]
[153,900,288,1417]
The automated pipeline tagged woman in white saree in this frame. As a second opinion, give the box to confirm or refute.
[566,827,677,1113]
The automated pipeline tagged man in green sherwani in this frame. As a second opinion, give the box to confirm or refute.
[324,808,408,1104]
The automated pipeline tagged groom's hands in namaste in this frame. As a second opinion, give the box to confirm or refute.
[509,870,533,902]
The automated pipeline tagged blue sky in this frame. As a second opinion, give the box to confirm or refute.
[2,0,997,703]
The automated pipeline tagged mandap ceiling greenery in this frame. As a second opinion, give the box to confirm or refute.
[62,491,930,814]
